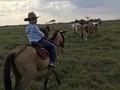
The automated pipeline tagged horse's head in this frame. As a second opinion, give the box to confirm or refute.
[39,26,50,38]
[50,29,66,51]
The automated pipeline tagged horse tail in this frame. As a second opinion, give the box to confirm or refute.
[3,52,16,90]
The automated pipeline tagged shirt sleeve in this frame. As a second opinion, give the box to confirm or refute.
[33,25,45,38]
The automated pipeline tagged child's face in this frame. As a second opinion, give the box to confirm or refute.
[29,18,37,24]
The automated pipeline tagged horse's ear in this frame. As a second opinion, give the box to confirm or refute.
[61,31,66,33]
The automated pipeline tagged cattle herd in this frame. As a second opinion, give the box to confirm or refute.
[71,18,102,42]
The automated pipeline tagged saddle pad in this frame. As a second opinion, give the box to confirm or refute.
[13,44,50,59]
[14,45,28,57]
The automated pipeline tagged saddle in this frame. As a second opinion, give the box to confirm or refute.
[30,42,50,59]
[14,43,50,59]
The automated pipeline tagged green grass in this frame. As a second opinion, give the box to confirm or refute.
[0,20,120,90]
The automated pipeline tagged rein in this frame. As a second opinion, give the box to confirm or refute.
[48,39,60,47]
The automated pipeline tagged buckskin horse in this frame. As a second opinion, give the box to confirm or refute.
[3,30,66,90]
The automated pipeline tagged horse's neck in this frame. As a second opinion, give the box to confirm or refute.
[52,33,62,46]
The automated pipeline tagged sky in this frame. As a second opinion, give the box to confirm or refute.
[0,0,120,26]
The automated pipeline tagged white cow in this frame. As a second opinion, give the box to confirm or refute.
[71,23,80,33]
[92,22,99,32]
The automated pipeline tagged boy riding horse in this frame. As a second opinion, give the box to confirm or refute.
[24,12,56,67]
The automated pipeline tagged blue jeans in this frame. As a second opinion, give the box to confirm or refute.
[38,39,56,62]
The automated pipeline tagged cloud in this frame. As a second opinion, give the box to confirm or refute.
[0,0,120,26]
[69,0,105,8]
[39,1,74,15]
[41,0,105,8]
[35,0,106,20]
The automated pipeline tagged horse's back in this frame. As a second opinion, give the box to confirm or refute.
[14,46,50,75]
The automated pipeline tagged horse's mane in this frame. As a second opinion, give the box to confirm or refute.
[59,32,65,48]
[39,26,50,37]
[45,26,50,32]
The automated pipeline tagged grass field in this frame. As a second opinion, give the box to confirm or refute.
[0,20,120,90]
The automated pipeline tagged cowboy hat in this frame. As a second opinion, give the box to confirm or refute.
[24,12,40,21]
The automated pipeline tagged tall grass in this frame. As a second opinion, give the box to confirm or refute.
[0,20,120,90]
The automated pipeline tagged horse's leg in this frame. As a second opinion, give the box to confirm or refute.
[43,68,61,90]
[79,26,85,42]
[83,28,87,42]
[14,74,21,90]
[11,63,22,90]
[13,69,21,90]
[52,70,61,85]
[15,68,38,90]
[43,67,53,90]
